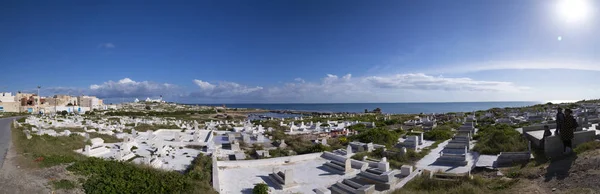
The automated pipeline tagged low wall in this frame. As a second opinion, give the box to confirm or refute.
[217,152,323,168]
[322,152,368,170]
[523,124,556,133]
[496,152,530,167]
[211,154,221,192]
[544,130,596,158]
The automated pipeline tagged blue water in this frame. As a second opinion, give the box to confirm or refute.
[193,102,542,114]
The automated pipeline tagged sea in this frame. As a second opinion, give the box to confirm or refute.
[192,102,542,114]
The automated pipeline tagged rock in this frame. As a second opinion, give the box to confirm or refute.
[552,188,556,192]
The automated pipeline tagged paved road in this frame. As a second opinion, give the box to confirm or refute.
[0,117,14,169]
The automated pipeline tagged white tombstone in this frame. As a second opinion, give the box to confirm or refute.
[378,157,390,172]
[257,135,265,143]
[63,130,71,136]
[346,145,353,157]
[400,165,413,177]
[84,145,92,155]
[90,138,104,147]
[321,138,328,146]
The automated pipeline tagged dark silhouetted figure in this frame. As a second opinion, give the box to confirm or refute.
[561,109,578,154]
[555,107,565,136]
[541,125,552,149]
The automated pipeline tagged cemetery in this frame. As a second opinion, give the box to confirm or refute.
[7,101,600,194]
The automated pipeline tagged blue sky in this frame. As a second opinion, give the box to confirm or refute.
[1,0,599,103]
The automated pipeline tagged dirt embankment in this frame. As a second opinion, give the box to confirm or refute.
[0,142,84,194]
[500,149,600,194]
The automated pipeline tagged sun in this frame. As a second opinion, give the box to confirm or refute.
[556,0,592,23]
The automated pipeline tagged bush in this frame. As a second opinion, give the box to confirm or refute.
[253,183,269,194]
[393,174,518,193]
[574,141,600,154]
[423,129,453,141]
[67,157,216,194]
[350,128,400,147]
[472,124,528,155]
[16,117,26,123]
[51,179,76,190]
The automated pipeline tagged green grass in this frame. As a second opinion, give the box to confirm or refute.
[67,155,216,194]
[12,124,87,167]
[53,127,86,133]
[51,179,77,190]
[351,141,444,169]
[573,141,600,154]
[392,174,519,194]
[89,133,122,143]
[472,124,528,155]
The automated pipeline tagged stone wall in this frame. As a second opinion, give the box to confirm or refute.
[321,151,368,170]
[544,130,596,158]
[523,123,556,133]
[495,152,531,167]
[217,152,323,168]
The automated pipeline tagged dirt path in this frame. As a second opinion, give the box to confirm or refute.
[0,125,84,194]
[0,140,53,194]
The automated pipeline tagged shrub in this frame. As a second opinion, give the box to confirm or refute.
[51,179,76,190]
[67,157,215,194]
[393,174,518,193]
[574,141,600,154]
[472,124,528,155]
[17,117,26,123]
[253,183,269,194]
[423,129,453,141]
[350,128,400,147]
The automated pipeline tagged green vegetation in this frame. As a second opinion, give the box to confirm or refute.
[12,119,215,194]
[574,141,600,154]
[347,123,367,132]
[423,129,453,141]
[351,141,444,169]
[67,155,215,194]
[51,179,77,190]
[17,117,26,123]
[134,123,180,132]
[253,183,269,194]
[392,174,519,194]
[53,127,85,133]
[349,128,401,148]
[13,124,87,167]
[89,133,122,143]
[472,124,528,155]
[0,112,29,118]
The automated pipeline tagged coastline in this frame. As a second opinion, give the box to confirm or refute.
[193,101,543,115]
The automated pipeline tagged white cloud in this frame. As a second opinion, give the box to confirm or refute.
[190,73,529,103]
[364,73,529,92]
[88,78,178,98]
[191,80,263,98]
[428,60,600,74]
[98,43,116,49]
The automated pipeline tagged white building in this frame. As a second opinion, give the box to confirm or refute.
[145,97,164,103]
[0,92,16,102]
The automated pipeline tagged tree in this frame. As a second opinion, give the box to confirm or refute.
[252,183,269,194]
[60,110,68,116]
